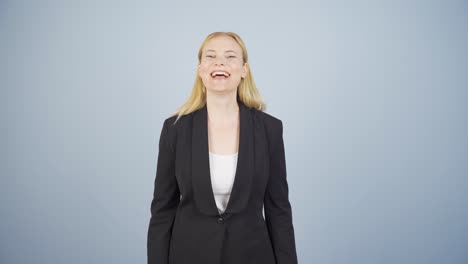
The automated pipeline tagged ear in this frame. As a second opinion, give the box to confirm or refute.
[241,63,248,78]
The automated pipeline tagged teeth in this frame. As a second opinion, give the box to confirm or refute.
[211,71,230,77]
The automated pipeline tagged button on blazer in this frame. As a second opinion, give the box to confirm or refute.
[147,100,298,264]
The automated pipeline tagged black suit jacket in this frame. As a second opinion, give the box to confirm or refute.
[147,101,298,264]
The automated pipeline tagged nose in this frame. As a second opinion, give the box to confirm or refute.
[214,57,226,66]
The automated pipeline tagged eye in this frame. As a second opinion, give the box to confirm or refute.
[228,56,236,58]
[206,55,215,58]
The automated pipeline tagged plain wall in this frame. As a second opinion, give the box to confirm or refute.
[1,1,467,263]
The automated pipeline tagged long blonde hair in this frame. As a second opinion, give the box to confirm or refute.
[171,32,266,124]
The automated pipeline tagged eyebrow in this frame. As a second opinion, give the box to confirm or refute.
[205,49,237,54]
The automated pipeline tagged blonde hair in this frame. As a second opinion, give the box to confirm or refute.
[171,31,266,124]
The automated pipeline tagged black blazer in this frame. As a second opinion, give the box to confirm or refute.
[147,101,298,264]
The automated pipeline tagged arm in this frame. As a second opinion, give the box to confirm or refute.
[147,119,180,264]
[264,120,298,264]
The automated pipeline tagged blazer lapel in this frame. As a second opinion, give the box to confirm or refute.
[191,101,255,216]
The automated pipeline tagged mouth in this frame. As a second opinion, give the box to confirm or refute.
[210,70,230,80]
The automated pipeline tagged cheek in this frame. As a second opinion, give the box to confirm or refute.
[200,62,212,72]
[230,66,243,76]
[199,66,209,78]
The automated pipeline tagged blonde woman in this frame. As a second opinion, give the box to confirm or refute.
[147,31,298,264]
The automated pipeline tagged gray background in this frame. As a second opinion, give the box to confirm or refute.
[1,0,467,263]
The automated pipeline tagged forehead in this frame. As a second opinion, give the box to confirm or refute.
[203,36,242,53]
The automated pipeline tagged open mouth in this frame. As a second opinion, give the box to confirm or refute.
[211,71,230,80]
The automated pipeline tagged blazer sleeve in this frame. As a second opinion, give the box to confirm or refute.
[147,118,180,264]
[264,119,298,264]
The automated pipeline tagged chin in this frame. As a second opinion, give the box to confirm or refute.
[207,86,236,93]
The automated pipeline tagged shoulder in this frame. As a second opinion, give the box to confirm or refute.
[161,112,192,135]
[159,113,190,153]
[251,108,283,135]
[162,112,193,132]
[250,108,284,150]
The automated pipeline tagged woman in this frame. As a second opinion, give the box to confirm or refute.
[147,31,298,264]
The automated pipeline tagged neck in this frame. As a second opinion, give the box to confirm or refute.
[206,96,239,124]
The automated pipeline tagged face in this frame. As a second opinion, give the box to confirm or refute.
[198,36,248,94]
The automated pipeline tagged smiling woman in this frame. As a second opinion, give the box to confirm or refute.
[147,32,298,264]
[198,36,249,101]
[171,32,265,122]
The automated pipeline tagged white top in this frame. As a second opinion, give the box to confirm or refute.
[209,151,238,214]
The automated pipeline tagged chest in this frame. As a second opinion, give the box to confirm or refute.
[208,121,239,154]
